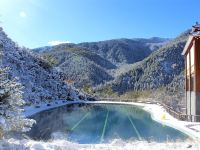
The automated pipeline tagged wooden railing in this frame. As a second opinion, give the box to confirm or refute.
[97,97,200,122]
[155,101,200,122]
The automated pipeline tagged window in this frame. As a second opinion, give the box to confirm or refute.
[191,45,195,67]
[191,45,195,73]
[190,73,195,91]
[186,76,190,91]
[187,53,190,76]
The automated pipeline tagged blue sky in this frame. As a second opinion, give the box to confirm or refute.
[0,0,200,48]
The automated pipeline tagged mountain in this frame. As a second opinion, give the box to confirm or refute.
[33,38,169,87]
[110,30,189,94]
[0,27,84,104]
[77,38,169,64]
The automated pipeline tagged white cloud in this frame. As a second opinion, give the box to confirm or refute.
[19,11,27,18]
[48,40,71,46]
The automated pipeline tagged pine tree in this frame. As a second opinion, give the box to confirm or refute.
[0,43,35,138]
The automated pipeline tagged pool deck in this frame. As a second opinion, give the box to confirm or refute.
[23,100,200,141]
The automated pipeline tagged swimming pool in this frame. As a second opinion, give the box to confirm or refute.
[27,103,188,144]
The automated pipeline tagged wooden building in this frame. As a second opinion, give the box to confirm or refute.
[182,23,200,121]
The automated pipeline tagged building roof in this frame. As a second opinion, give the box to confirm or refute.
[182,23,200,55]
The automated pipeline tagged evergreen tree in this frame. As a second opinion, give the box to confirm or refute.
[0,43,35,138]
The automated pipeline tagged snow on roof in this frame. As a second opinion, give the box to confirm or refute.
[182,23,200,55]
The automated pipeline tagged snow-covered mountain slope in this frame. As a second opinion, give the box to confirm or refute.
[33,38,169,87]
[111,30,189,93]
[0,27,83,104]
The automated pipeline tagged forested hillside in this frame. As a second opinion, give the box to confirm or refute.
[34,38,168,87]
[0,27,83,104]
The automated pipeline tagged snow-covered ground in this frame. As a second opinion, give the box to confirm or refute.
[1,138,200,150]
[23,99,84,117]
[4,100,200,150]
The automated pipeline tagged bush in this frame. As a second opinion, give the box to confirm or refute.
[87,97,96,101]
[0,127,4,139]
[94,85,119,98]
[121,90,152,99]
[78,95,85,100]
[82,83,92,94]
[67,97,73,101]
[42,54,58,67]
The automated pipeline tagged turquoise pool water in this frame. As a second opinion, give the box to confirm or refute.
[27,103,188,144]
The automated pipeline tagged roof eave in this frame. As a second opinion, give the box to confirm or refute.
[182,36,194,55]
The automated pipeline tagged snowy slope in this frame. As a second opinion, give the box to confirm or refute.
[0,27,83,103]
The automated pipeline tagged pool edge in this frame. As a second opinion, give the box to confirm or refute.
[24,100,200,141]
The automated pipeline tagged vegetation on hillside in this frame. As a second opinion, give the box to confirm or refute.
[0,47,35,138]
[33,38,167,87]
[111,30,189,94]
[42,54,58,67]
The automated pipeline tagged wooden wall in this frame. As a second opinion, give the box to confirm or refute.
[195,38,200,92]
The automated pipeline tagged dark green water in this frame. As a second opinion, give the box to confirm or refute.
[27,103,188,144]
